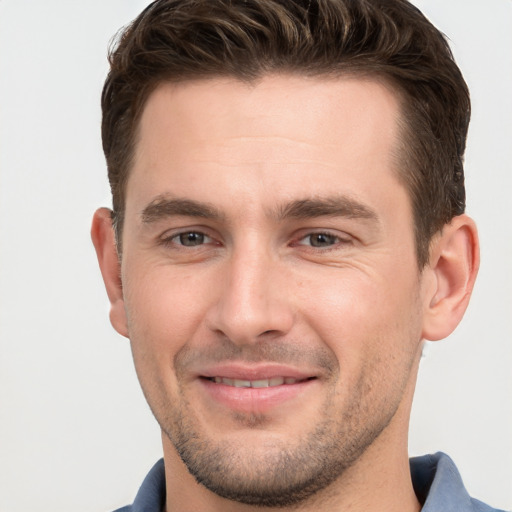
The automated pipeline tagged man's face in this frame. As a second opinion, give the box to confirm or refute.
[117,75,430,505]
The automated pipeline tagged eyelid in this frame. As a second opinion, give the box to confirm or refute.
[292,229,354,248]
[159,227,218,247]
[176,232,212,245]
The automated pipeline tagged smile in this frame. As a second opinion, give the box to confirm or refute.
[197,371,319,414]
[204,376,311,388]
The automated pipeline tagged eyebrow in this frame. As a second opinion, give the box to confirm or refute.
[275,196,379,222]
[141,196,225,223]
[140,194,378,225]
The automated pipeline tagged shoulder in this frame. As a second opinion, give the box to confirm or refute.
[470,497,509,512]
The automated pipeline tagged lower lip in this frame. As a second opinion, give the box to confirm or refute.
[199,378,317,414]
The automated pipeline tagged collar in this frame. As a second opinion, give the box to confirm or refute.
[410,452,503,512]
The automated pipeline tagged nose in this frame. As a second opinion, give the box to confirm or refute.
[206,247,294,345]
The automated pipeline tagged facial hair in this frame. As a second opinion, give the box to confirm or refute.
[152,340,406,508]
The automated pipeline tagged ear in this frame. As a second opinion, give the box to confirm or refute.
[421,214,480,341]
[91,208,129,338]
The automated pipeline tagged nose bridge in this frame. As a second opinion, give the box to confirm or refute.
[210,240,293,344]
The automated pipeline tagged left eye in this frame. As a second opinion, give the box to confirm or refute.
[171,232,211,247]
[299,233,342,248]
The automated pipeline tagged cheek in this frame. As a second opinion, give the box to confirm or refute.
[298,266,422,369]
[122,269,213,411]
[123,266,213,365]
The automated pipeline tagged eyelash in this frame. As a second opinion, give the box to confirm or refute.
[295,231,352,250]
[161,230,215,248]
[160,229,352,251]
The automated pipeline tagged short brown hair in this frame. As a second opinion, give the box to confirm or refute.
[102,0,470,266]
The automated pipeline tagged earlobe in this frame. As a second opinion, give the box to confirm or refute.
[91,208,129,338]
[421,215,480,341]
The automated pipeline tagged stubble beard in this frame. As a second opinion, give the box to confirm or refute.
[139,335,420,508]
[160,379,399,508]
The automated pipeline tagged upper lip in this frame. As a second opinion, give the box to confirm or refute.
[197,363,317,381]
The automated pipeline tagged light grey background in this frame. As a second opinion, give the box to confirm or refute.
[0,1,510,511]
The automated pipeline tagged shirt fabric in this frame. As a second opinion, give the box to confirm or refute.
[113,452,506,512]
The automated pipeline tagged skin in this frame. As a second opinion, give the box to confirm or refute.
[92,75,479,512]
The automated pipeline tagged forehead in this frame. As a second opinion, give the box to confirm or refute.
[136,73,402,152]
[128,74,406,218]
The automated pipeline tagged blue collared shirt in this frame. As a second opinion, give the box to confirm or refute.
[114,452,507,511]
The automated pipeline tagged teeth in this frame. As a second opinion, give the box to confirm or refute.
[211,377,299,387]
[234,379,251,388]
[251,379,269,388]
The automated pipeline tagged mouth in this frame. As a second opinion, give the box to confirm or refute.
[196,367,319,415]
[201,376,315,388]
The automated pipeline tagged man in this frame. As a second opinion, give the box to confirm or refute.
[91,0,503,511]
